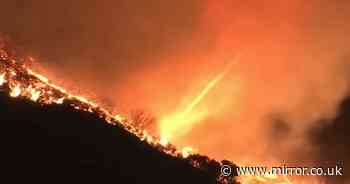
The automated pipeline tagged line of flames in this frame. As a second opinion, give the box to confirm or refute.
[0,58,191,158]
[0,56,303,184]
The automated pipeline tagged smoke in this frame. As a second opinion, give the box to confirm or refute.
[178,0,350,166]
[1,0,350,179]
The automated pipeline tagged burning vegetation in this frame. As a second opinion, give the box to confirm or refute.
[2,37,332,184]
[0,39,242,184]
[0,39,327,184]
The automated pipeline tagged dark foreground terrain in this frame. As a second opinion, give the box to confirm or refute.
[0,92,218,184]
[1,86,350,184]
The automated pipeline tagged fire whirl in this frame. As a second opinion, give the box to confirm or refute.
[159,59,237,141]
[0,49,237,183]
[0,50,315,184]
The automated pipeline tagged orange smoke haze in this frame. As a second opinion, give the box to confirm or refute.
[184,0,350,165]
[111,0,350,168]
[2,0,350,171]
[105,0,350,167]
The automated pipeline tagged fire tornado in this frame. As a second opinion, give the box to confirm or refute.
[159,57,238,141]
[1,1,350,184]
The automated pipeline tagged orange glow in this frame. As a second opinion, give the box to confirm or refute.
[241,174,326,184]
[0,57,193,164]
[0,51,326,184]
[26,85,41,102]
[114,114,126,123]
[159,58,238,141]
[181,147,195,158]
[10,84,22,97]
[241,175,292,184]
[159,136,169,147]
[0,73,6,86]
[55,97,65,104]
[1,1,344,183]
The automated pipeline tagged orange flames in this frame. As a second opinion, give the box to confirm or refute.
[9,83,21,97]
[0,73,6,86]
[159,58,238,141]
[0,58,320,184]
[155,57,306,184]
[0,59,193,161]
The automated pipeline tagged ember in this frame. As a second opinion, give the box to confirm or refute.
[10,84,21,97]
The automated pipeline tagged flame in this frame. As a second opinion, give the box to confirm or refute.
[0,57,206,177]
[55,97,64,104]
[0,56,319,184]
[159,58,237,141]
[27,86,41,101]
[0,58,188,159]
[159,136,169,147]
[10,84,22,97]
[181,147,195,158]
[0,73,6,86]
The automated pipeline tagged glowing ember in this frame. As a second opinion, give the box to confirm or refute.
[181,147,194,158]
[27,86,41,101]
[159,136,169,147]
[27,69,49,83]
[0,73,6,86]
[146,135,153,143]
[55,97,64,104]
[10,84,21,97]
[114,114,126,122]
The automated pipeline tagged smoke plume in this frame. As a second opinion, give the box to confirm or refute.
[1,1,350,179]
